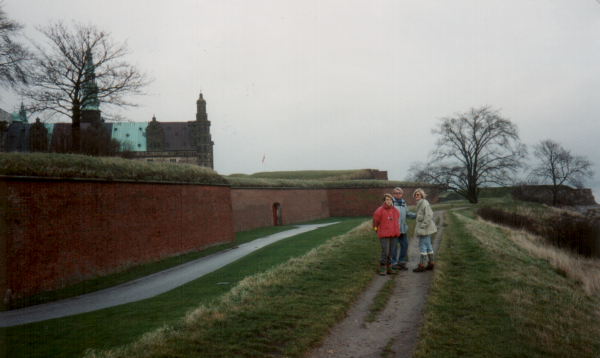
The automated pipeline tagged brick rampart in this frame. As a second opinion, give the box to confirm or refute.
[231,185,440,232]
[0,178,234,298]
[327,186,440,217]
[231,188,330,232]
[0,179,439,301]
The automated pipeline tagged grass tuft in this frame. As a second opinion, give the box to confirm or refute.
[365,279,396,323]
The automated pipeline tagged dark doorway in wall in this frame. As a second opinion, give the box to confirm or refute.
[272,203,282,226]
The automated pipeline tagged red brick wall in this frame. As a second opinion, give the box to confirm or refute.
[0,178,234,298]
[231,188,330,232]
[327,186,440,217]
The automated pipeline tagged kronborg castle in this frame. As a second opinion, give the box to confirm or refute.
[0,93,215,169]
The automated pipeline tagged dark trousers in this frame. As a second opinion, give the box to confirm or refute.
[379,237,395,266]
[392,233,408,265]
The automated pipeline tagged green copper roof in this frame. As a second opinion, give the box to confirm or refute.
[110,122,148,151]
[11,102,27,123]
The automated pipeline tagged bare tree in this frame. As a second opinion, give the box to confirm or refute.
[528,139,595,206]
[19,21,151,151]
[407,106,527,203]
[0,1,31,96]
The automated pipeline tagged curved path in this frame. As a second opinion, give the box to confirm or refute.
[0,223,337,328]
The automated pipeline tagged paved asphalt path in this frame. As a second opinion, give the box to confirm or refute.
[0,223,337,328]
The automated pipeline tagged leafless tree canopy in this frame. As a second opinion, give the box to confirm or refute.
[0,2,31,96]
[19,21,151,123]
[407,106,527,203]
[528,139,595,205]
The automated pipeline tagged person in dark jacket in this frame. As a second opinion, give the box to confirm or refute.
[391,187,416,270]
[373,194,400,275]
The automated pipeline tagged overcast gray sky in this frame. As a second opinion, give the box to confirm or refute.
[2,0,600,198]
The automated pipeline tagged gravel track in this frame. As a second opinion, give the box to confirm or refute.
[308,211,446,358]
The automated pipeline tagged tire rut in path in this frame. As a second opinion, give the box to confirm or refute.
[308,211,446,358]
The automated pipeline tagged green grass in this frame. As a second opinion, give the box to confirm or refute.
[227,169,373,180]
[382,337,396,358]
[0,152,227,184]
[7,224,300,310]
[226,176,431,189]
[412,209,600,358]
[365,279,396,324]
[2,217,373,358]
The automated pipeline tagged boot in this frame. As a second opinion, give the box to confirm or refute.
[379,265,386,276]
[426,252,435,270]
[387,265,396,275]
[413,264,426,272]
[414,254,428,273]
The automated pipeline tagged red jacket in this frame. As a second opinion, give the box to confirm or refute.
[372,204,400,239]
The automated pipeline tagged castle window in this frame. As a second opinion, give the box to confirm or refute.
[137,143,141,147]
[139,127,142,131]
[170,159,177,163]
[126,134,129,137]
[114,128,117,131]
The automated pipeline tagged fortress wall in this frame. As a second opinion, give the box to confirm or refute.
[0,178,234,298]
[0,178,440,301]
[231,188,330,232]
[327,186,440,217]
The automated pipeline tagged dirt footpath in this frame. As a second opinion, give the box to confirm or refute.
[308,211,445,358]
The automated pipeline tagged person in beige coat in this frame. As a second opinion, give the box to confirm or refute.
[413,188,437,272]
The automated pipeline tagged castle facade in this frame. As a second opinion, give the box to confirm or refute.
[0,93,215,169]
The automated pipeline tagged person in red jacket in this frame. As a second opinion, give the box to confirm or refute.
[373,194,400,275]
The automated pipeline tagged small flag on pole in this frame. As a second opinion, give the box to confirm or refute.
[262,154,265,164]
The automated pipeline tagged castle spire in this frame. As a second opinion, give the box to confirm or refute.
[82,49,100,111]
[19,101,27,123]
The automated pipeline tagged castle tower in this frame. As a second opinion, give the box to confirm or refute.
[29,118,49,152]
[188,92,214,169]
[146,115,164,151]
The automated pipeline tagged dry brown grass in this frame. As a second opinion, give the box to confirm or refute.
[476,215,600,298]
[453,212,600,356]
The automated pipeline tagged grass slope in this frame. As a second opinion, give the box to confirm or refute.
[2,217,372,358]
[0,152,227,184]
[227,169,372,180]
[413,210,600,357]
[83,220,380,358]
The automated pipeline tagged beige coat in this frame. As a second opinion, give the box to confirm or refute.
[414,199,437,237]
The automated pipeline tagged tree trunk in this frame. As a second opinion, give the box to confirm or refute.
[71,102,81,153]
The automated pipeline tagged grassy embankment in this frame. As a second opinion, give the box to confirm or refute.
[2,217,375,358]
[0,152,227,184]
[0,153,428,190]
[412,198,600,357]
[77,196,598,358]
[226,169,425,189]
